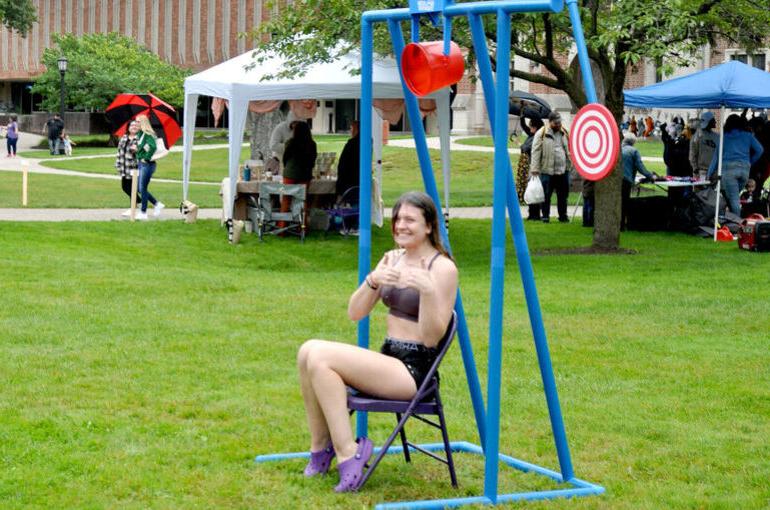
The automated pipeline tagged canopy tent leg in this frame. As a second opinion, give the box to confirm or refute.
[182,92,199,202]
[226,99,250,222]
[372,106,385,227]
[713,105,726,241]
[438,87,452,229]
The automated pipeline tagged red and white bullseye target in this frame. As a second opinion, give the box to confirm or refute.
[568,103,620,181]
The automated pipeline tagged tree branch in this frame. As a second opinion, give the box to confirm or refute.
[543,13,553,60]
[510,68,561,89]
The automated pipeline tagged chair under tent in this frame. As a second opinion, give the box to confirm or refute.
[247,182,307,241]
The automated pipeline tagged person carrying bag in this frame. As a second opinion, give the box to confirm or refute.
[524,175,545,205]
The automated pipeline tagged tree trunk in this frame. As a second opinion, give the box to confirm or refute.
[592,163,622,249]
[591,91,625,250]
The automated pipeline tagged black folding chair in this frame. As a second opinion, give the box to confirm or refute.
[347,311,458,489]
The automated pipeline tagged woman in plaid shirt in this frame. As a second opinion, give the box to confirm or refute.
[115,120,158,217]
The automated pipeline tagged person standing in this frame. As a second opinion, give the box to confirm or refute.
[621,133,656,229]
[5,115,18,157]
[132,115,165,220]
[516,117,544,220]
[43,113,64,155]
[689,112,718,181]
[661,118,692,202]
[269,109,299,171]
[708,114,764,215]
[114,120,145,217]
[335,120,360,201]
[529,112,571,223]
[281,121,317,225]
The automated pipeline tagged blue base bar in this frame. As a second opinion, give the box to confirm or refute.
[254,441,604,509]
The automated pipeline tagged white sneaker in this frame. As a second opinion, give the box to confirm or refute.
[135,211,148,221]
[153,202,165,218]
[121,209,132,217]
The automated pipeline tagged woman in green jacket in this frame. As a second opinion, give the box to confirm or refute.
[132,115,165,220]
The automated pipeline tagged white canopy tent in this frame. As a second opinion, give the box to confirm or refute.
[182,48,453,224]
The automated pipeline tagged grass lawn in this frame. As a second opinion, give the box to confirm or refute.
[0,220,768,509]
[0,172,221,209]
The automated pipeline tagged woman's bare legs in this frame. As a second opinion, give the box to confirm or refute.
[298,340,332,451]
[298,339,417,462]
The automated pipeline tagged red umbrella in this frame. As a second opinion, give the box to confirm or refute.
[105,93,182,147]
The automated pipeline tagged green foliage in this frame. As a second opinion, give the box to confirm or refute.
[252,0,770,107]
[0,0,36,35]
[31,33,191,112]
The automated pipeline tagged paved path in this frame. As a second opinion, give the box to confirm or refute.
[0,133,238,185]
[0,205,583,222]
[389,136,665,162]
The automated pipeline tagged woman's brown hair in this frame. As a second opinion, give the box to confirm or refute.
[391,191,452,259]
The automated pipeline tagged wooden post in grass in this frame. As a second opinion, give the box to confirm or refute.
[21,160,29,206]
[130,169,138,221]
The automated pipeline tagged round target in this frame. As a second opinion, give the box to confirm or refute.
[568,104,620,181]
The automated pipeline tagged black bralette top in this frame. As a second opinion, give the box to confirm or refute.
[380,251,441,322]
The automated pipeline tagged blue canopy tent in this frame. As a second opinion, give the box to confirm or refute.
[624,60,770,239]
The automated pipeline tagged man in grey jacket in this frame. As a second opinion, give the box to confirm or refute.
[689,111,718,181]
[529,111,571,222]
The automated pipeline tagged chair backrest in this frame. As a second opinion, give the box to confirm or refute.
[260,182,307,200]
[340,186,360,207]
[414,311,458,401]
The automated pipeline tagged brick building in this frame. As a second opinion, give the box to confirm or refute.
[0,0,270,120]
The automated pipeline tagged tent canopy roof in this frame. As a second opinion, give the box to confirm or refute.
[623,60,770,109]
[184,48,407,101]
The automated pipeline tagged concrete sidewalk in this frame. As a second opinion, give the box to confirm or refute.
[0,205,582,222]
[389,136,665,163]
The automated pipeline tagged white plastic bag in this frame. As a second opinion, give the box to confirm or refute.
[151,137,169,161]
[524,175,544,205]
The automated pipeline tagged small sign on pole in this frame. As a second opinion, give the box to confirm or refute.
[130,169,139,221]
[21,159,29,206]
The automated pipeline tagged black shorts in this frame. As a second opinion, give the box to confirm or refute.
[380,337,438,388]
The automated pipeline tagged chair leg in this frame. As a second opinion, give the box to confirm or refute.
[395,413,411,463]
[435,391,458,487]
[358,408,413,490]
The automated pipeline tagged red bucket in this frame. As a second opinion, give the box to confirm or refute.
[401,41,464,97]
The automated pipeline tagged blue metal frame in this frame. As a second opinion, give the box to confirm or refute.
[255,0,605,506]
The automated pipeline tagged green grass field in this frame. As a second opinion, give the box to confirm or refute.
[0,172,222,209]
[0,219,768,509]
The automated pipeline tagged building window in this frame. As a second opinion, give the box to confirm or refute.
[729,51,768,71]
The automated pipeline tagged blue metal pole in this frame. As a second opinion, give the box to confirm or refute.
[482,10,511,503]
[469,10,575,482]
[411,15,419,43]
[565,0,597,104]
[443,16,452,55]
[387,18,488,448]
[356,16,374,438]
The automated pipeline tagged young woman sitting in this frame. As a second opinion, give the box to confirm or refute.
[297,191,458,492]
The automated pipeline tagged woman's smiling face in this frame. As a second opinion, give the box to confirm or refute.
[393,203,431,248]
